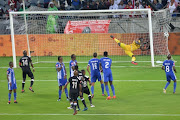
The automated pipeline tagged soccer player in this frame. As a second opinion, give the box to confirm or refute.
[7,62,17,104]
[19,50,35,93]
[56,56,69,101]
[63,70,81,115]
[69,54,78,77]
[110,35,150,65]
[81,70,95,107]
[74,65,88,111]
[162,54,177,94]
[87,52,105,98]
[100,51,116,100]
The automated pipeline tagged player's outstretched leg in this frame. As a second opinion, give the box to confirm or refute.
[29,79,34,92]
[8,90,12,104]
[22,80,25,93]
[110,81,116,99]
[131,55,138,65]
[81,97,88,111]
[173,80,177,94]
[105,82,111,100]
[163,81,171,94]
[57,86,62,101]
[100,80,105,96]
[13,89,17,103]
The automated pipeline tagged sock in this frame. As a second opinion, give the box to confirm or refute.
[73,103,77,112]
[174,82,177,93]
[101,84,104,94]
[77,100,80,109]
[30,79,34,87]
[105,85,110,96]
[59,90,62,99]
[110,84,115,96]
[164,82,170,89]
[91,86,94,95]
[88,95,92,104]
[14,93,17,101]
[132,57,136,62]
[81,98,87,108]
[22,81,25,90]
[64,88,68,98]
[70,102,73,108]
[8,93,11,101]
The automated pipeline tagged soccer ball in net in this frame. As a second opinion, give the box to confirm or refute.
[164,32,169,38]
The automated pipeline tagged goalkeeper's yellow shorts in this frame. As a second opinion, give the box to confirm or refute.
[120,43,134,57]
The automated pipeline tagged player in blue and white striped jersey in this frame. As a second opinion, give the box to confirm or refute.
[56,56,68,101]
[69,54,78,77]
[7,62,17,104]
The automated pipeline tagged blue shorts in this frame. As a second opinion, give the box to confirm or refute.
[103,72,113,82]
[166,73,176,81]
[91,73,101,83]
[58,79,67,86]
[8,83,17,90]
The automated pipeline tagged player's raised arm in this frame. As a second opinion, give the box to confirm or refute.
[110,35,120,46]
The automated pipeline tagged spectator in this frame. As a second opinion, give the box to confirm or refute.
[99,0,107,9]
[153,0,163,9]
[44,0,51,8]
[177,3,180,16]
[29,0,37,6]
[134,1,143,9]
[128,1,134,8]
[48,2,58,11]
[90,1,99,10]
[8,0,17,8]
[72,0,81,10]
[0,8,4,18]
[109,0,118,10]
[167,0,178,13]
[6,3,17,18]
[118,0,125,9]
[104,0,111,8]
[82,2,91,10]
[52,0,60,9]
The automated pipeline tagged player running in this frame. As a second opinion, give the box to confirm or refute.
[63,70,81,115]
[87,52,105,98]
[162,54,177,94]
[56,56,69,101]
[100,51,116,100]
[69,54,78,77]
[19,50,35,93]
[7,62,17,104]
[110,35,150,65]
[81,70,95,107]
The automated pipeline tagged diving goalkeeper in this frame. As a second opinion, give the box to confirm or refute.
[110,35,150,65]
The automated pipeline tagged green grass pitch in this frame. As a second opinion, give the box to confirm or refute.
[0,56,180,120]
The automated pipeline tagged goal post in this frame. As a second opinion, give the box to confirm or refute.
[9,9,171,68]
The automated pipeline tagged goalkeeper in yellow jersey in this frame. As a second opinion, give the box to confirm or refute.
[110,35,150,65]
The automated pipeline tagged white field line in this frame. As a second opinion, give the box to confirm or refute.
[0,113,180,116]
[0,80,172,82]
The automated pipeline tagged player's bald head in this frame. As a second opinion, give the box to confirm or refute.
[23,50,27,56]
[74,70,78,76]
[167,54,171,60]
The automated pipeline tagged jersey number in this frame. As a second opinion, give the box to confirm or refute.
[105,62,109,68]
[166,66,170,72]
[72,82,77,89]
[22,59,28,66]
[92,63,97,70]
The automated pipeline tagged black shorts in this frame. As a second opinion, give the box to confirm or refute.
[22,69,34,80]
[82,87,90,95]
[69,91,78,102]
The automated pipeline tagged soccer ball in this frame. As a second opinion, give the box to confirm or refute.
[164,32,169,38]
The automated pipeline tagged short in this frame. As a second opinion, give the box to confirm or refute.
[103,72,113,82]
[69,91,78,102]
[22,69,34,80]
[58,78,67,86]
[91,72,101,83]
[120,43,134,57]
[166,73,176,81]
[8,83,17,90]
[82,87,90,95]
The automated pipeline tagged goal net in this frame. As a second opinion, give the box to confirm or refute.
[9,8,171,68]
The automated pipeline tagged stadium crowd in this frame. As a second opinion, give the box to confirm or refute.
[0,0,180,18]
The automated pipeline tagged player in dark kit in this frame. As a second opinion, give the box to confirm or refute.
[63,70,81,115]
[81,70,95,107]
[19,50,35,93]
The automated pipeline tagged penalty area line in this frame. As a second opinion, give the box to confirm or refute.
[0,113,180,116]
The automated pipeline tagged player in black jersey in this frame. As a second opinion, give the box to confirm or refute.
[63,70,81,115]
[19,50,35,93]
[75,65,88,111]
[81,70,95,107]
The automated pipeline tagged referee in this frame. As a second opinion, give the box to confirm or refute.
[19,50,35,93]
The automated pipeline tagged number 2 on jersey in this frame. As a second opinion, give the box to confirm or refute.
[105,62,109,68]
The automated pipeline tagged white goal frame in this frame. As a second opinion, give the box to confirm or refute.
[9,9,154,68]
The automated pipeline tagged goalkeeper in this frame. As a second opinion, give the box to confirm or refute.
[110,35,150,65]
